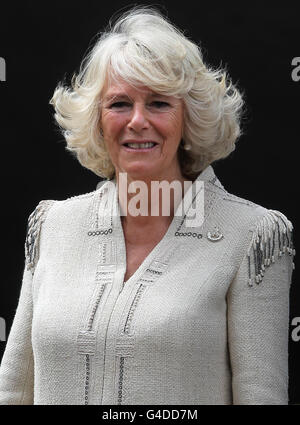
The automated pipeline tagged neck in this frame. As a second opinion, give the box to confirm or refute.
[116,169,190,229]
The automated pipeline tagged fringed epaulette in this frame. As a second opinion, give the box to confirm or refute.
[247,209,296,287]
[25,200,55,274]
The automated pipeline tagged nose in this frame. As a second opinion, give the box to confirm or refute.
[127,103,150,132]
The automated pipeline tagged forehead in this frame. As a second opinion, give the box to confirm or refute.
[102,79,166,100]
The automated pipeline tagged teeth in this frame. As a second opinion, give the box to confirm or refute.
[126,142,155,149]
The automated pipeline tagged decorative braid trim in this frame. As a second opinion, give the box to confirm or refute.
[63,191,95,203]
[25,200,55,274]
[247,209,296,286]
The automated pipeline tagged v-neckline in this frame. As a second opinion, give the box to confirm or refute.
[119,216,181,286]
[103,165,218,286]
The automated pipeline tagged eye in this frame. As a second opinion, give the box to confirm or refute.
[150,101,170,108]
[109,101,131,108]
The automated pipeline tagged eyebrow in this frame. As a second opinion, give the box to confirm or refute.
[103,92,168,102]
[103,94,130,102]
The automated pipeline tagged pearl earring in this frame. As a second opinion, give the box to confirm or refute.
[184,143,192,151]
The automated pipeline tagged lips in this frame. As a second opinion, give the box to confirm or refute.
[121,140,159,151]
[122,140,158,145]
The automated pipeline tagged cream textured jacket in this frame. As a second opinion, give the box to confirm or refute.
[0,165,295,405]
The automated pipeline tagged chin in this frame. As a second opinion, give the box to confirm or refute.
[120,165,159,180]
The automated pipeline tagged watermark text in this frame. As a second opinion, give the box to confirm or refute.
[0,57,6,82]
[291,57,300,82]
[291,317,300,342]
[0,317,6,341]
[100,173,205,228]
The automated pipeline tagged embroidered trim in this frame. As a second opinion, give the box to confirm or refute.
[25,199,55,274]
[84,354,90,405]
[88,229,113,236]
[63,191,95,203]
[222,192,257,207]
[117,356,125,405]
[87,284,107,330]
[77,331,97,355]
[247,210,296,286]
[175,188,203,238]
[124,284,147,334]
[115,335,135,356]
[87,183,115,235]
[77,330,96,404]
[207,175,226,192]
[114,242,182,403]
[209,176,217,185]
[115,337,134,404]
[78,240,116,404]
[175,231,203,238]
[175,183,218,237]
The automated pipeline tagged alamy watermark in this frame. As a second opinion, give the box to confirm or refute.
[0,317,6,341]
[98,173,205,228]
[291,317,300,342]
[0,57,6,82]
[291,57,300,82]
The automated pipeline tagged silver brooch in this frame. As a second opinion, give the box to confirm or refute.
[206,226,223,242]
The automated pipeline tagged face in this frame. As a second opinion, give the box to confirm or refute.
[100,79,184,182]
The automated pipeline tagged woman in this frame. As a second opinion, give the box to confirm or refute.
[0,6,295,405]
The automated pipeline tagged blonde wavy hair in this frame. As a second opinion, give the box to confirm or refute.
[50,5,245,179]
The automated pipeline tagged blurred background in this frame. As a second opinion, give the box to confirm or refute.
[0,0,299,403]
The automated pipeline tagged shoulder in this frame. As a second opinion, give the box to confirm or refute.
[26,179,113,236]
[207,175,294,236]
[24,186,103,273]
[25,199,57,273]
[208,180,295,285]
[27,189,97,225]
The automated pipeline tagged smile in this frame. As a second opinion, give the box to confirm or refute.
[122,142,158,151]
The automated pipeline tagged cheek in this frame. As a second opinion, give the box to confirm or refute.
[102,113,127,137]
[157,112,183,143]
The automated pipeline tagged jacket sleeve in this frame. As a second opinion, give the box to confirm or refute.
[0,200,55,405]
[227,209,295,405]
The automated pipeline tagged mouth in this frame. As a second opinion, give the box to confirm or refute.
[121,141,159,151]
